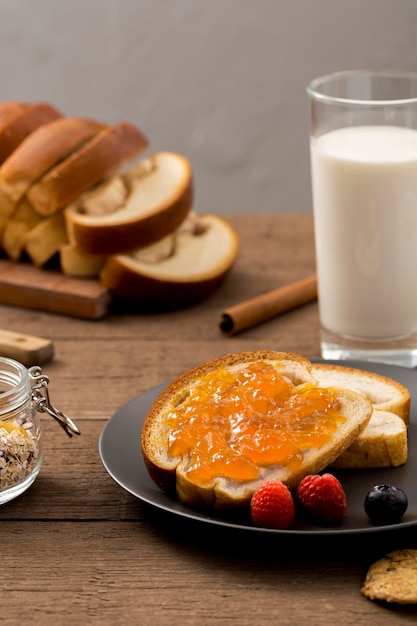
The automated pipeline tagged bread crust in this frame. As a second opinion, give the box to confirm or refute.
[0,102,62,164]
[27,122,149,215]
[0,117,107,202]
[141,351,373,509]
[312,363,410,425]
[100,256,230,309]
[0,101,28,126]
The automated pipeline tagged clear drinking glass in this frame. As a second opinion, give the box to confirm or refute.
[307,70,417,366]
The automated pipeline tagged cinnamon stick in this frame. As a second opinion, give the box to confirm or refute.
[220,274,318,335]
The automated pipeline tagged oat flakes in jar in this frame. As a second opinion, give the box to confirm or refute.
[0,357,80,504]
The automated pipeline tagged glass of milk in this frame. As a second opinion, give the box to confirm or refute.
[307,70,417,366]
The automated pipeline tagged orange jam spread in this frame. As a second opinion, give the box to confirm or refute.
[167,361,345,485]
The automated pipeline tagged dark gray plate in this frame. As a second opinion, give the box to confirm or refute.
[98,360,417,536]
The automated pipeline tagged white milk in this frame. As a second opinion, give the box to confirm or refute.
[310,125,417,340]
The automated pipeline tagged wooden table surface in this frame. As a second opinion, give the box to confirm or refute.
[1,213,416,626]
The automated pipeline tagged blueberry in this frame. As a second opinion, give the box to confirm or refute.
[364,484,408,525]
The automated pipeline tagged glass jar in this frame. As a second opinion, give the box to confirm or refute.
[0,357,79,505]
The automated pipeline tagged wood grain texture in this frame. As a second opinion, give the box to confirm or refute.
[0,327,54,364]
[0,258,112,318]
[0,214,413,625]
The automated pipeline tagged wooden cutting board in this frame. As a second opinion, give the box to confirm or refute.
[0,259,112,319]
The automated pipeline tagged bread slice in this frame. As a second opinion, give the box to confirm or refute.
[312,363,410,425]
[0,187,15,218]
[59,243,105,278]
[24,212,68,266]
[0,102,62,164]
[26,121,149,216]
[65,151,193,255]
[312,363,410,469]
[2,200,42,260]
[330,410,407,469]
[141,351,373,509]
[0,117,107,203]
[100,212,239,309]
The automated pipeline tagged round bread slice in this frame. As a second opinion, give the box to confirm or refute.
[311,363,410,425]
[100,213,239,309]
[65,151,193,255]
[141,351,373,509]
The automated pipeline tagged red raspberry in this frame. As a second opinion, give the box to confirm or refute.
[250,481,295,529]
[295,473,347,525]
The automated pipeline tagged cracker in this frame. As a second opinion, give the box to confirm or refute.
[362,549,417,604]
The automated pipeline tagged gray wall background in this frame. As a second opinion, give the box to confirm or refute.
[1,0,417,214]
